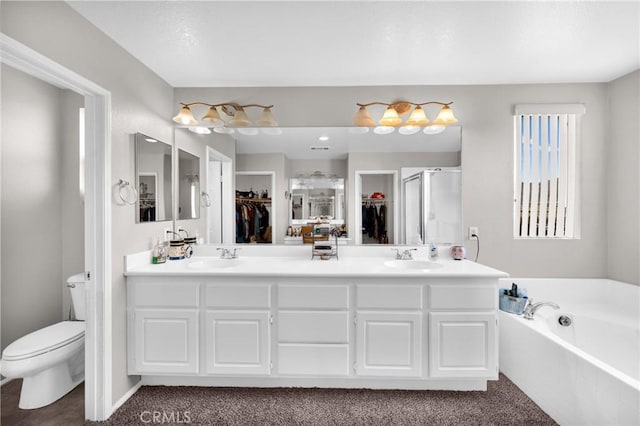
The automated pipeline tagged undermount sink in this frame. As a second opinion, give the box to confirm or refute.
[383,260,443,270]
[187,259,243,269]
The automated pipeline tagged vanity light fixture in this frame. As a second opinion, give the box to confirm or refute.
[353,101,457,135]
[172,102,278,134]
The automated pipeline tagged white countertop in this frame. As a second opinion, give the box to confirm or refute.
[125,245,508,279]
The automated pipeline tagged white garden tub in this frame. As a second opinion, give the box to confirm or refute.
[499,278,639,426]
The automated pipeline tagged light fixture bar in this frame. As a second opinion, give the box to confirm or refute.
[173,101,278,131]
[353,100,457,134]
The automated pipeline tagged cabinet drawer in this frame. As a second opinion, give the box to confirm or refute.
[278,285,349,309]
[356,285,423,309]
[278,344,349,376]
[133,280,199,308]
[206,284,271,309]
[278,311,349,343]
[429,285,496,310]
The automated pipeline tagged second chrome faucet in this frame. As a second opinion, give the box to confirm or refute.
[392,248,417,260]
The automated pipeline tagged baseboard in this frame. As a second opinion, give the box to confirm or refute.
[109,380,142,418]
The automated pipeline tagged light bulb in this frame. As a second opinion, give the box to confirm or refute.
[255,108,278,126]
[172,105,197,126]
[237,128,259,136]
[188,126,212,135]
[201,106,224,127]
[353,106,375,127]
[378,106,402,126]
[406,106,430,126]
[432,105,458,125]
[228,109,251,127]
[213,127,235,134]
[423,125,446,135]
[399,125,420,135]
[373,126,395,135]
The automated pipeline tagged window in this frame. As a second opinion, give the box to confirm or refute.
[514,104,584,239]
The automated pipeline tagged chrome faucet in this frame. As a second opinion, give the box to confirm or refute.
[523,300,560,320]
[392,248,417,260]
[217,247,239,259]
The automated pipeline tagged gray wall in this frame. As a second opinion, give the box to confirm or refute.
[607,70,640,285]
[1,65,84,354]
[176,84,613,279]
[2,65,62,352]
[2,1,175,403]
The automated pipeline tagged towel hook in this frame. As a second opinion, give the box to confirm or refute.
[117,179,138,205]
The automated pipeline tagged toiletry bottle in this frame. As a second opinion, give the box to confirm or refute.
[158,239,166,263]
[152,238,166,264]
[429,242,439,260]
[152,241,159,264]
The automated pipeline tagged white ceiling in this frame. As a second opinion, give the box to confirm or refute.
[68,1,639,88]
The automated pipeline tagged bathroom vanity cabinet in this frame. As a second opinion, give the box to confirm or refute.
[126,257,505,391]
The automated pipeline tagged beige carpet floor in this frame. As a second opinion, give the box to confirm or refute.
[96,374,556,425]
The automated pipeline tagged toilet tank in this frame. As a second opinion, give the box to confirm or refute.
[67,273,86,321]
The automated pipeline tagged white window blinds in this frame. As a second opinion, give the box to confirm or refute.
[513,104,584,239]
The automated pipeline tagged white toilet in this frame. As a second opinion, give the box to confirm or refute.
[1,273,86,409]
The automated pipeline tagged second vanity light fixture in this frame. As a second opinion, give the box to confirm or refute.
[353,101,458,135]
[172,102,279,135]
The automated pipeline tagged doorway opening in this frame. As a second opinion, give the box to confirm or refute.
[354,170,398,245]
[206,146,233,244]
[0,34,112,421]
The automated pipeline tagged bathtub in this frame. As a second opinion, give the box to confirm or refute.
[499,278,639,426]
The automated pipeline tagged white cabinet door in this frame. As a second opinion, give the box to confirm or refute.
[429,312,497,378]
[133,309,198,374]
[205,311,270,375]
[355,312,422,377]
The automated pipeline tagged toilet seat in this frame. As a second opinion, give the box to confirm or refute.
[2,321,85,361]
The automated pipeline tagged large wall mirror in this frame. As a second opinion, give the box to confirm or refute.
[135,132,173,223]
[233,126,461,245]
[178,148,200,220]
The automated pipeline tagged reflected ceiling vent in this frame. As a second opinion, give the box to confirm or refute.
[310,146,330,151]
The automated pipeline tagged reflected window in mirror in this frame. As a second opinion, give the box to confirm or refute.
[135,133,172,223]
[178,149,200,220]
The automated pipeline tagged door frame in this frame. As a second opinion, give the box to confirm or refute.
[354,170,399,245]
[0,33,112,421]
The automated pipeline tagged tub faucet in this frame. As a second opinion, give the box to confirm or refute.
[523,300,560,320]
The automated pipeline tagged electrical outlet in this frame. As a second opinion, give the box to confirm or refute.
[468,226,479,239]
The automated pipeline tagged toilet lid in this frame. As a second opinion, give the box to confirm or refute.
[2,321,85,361]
